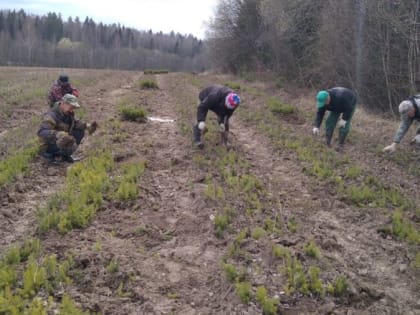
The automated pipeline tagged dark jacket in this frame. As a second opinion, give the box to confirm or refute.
[197,85,237,129]
[315,87,357,128]
[37,103,85,149]
[47,81,78,106]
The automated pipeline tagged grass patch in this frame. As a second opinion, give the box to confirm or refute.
[304,240,321,259]
[37,150,114,234]
[119,105,147,122]
[267,97,295,114]
[224,82,241,91]
[0,239,87,314]
[0,139,39,188]
[255,286,279,315]
[139,79,159,89]
[115,161,146,201]
[143,69,169,74]
[235,282,252,304]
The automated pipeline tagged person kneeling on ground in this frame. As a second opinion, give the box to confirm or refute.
[47,74,79,107]
[383,96,420,154]
[312,87,357,152]
[193,85,241,149]
[37,94,97,163]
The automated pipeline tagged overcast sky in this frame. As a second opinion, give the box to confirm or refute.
[1,0,218,39]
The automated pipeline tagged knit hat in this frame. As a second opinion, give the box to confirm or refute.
[398,100,413,115]
[316,90,329,109]
[59,75,69,83]
[225,93,241,110]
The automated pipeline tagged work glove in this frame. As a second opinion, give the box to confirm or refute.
[198,121,207,135]
[312,127,319,136]
[219,123,226,133]
[383,142,397,153]
[56,131,76,149]
[86,121,98,135]
[410,134,420,145]
[337,119,347,128]
[198,121,206,131]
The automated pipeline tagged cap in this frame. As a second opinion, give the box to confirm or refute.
[398,100,413,115]
[59,75,69,83]
[225,93,241,110]
[316,90,329,109]
[62,94,80,108]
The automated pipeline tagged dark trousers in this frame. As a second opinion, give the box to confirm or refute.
[46,129,84,157]
[193,124,201,143]
[325,106,356,145]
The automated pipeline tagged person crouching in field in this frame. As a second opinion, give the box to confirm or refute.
[383,96,420,153]
[38,94,97,164]
[312,87,357,152]
[193,85,241,149]
[47,74,79,107]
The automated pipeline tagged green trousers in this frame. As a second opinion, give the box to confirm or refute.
[325,107,356,144]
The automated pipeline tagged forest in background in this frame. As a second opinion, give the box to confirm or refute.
[0,9,208,72]
[207,0,420,113]
[1,0,420,114]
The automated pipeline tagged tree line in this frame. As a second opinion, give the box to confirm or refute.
[207,0,420,113]
[0,9,209,72]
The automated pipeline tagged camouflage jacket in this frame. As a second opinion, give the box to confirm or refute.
[37,103,85,146]
[47,81,79,106]
[393,98,420,143]
[197,85,236,130]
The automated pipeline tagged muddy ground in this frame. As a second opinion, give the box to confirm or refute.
[0,67,419,314]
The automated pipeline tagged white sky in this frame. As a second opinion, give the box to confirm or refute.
[1,0,218,39]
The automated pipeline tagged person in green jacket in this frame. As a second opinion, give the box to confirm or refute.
[312,87,357,151]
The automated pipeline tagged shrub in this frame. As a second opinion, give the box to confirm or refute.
[222,263,237,282]
[267,97,295,114]
[119,106,147,122]
[139,79,158,89]
[272,245,290,260]
[333,276,348,296]
[308,266,324,296]
[255,286,278,315]
[251,227,266,240]
[235,282,251,304]
[106,259,119,274]
[304,240,321,259]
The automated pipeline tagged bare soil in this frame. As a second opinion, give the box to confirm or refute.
[0,67,419,314]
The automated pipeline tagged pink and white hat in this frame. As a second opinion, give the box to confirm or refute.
[225,93,241,109]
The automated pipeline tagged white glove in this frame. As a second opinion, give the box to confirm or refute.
[410,134,420,145]
[383,142,397,153]
[219,124,226,133]
[337,119,347,128]
[198,121,206,130]
[312,127,319,136]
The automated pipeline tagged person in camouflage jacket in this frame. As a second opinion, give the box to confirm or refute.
[47,74,79,107]
[38,94,97,163]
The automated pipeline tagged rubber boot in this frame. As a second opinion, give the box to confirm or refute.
[336,133,346,152]
[325,131,333,147]
[193,124,203,149]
